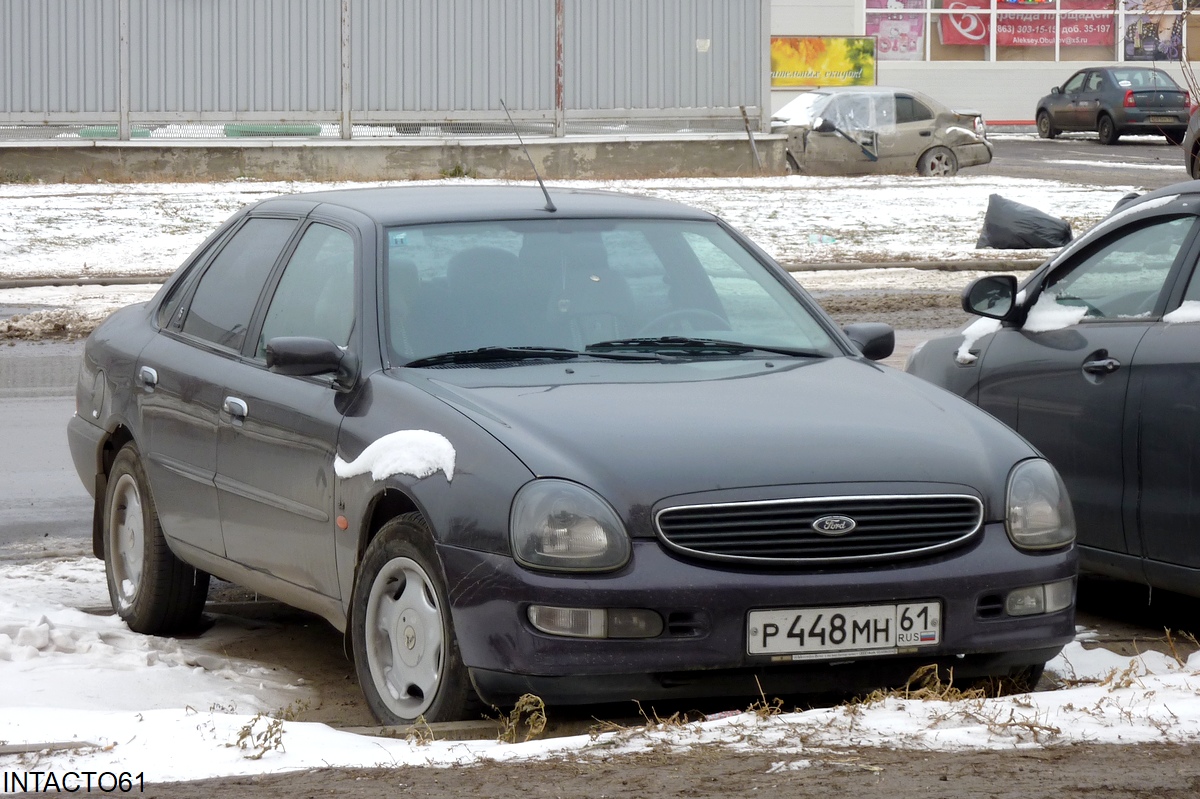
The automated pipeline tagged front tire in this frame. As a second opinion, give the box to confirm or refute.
[1097,115,1120,145]
[351,514,478,724]
[1036,111,1057,139]
[917,146,959,177]
[103,444,209,635]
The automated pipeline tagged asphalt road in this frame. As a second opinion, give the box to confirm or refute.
[0,341,92,557]
[983,132,1187,188]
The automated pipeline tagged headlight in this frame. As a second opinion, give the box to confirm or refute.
[510,479,630,572]
[1005,459,1075,550]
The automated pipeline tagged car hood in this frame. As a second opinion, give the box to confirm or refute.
[399,356,1035,521]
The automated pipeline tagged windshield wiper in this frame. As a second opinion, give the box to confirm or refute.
[586,336,830,358]
[405,346,581,368]
[404,345,664,368]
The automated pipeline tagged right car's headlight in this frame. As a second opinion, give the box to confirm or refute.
[510,479,631,572]
[1005,458,1076,550]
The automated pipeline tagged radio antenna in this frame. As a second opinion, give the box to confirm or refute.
[500,99,556,213]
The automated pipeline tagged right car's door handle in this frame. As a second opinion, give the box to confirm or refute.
[1082,357,1121,375]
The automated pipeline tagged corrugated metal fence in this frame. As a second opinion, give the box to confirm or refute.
[0,0,768,140]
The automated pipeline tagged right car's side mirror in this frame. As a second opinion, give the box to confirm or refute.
[962,275,1019,320]
[1051,86,1061,95]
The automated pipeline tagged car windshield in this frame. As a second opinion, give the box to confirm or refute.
[383,218,840,364]
[772,91,832,127]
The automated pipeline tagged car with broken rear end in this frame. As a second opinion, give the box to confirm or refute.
[67,185,1076,725]
[772,86,992,177]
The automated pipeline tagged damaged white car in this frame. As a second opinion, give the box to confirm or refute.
[773,86,993,177]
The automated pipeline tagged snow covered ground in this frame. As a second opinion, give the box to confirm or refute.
[2,556,1199,785]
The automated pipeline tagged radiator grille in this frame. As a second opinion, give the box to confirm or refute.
[655,494,984,565]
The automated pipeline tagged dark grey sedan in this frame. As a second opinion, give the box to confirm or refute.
[1036,66,1190,145]
[907,179,1200,600]
[68,185,1076,724]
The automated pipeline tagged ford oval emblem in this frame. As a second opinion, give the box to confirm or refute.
[811,515,857,536]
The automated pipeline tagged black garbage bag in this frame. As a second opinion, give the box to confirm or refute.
[975,194,1073,249]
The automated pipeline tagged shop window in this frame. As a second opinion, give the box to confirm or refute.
[864,0,1186,63]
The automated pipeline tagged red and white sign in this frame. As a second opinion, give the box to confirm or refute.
[940,0,1115,47]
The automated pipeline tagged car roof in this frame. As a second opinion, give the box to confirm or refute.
[250,185,717,226]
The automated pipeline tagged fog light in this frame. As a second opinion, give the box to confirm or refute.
[606,609,664,639]
[528,606,606,638]
[1005,586,1046,617]
[526,606,665,639]
[1044,578,1075,613]
[1006,579,1075,618]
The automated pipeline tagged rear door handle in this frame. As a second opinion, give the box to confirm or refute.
[137,365,158,391]
[919,130,932,137]
[222,396,248,421]
[1082,357,1121,375]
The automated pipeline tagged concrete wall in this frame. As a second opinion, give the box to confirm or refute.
[0,135,787,184]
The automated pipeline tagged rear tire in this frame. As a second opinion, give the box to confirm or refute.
[917,146,958,177]
[1036,111,1057,139]
[103,444,209,635]
[1165,130,1184,146]
[351,513,480,724]
[1097,115,1120,145]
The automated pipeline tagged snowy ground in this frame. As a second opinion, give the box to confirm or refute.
[0,173,1140,337]
[2,556,1199,785]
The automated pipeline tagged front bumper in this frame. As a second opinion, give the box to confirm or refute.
[440,523,1076,706]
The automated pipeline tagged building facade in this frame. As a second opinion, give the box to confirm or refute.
[772,0,1197,123]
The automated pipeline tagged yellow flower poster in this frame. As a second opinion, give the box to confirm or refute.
[770,36,877,88]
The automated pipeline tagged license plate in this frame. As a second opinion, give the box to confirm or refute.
[747,601,940,660]
[1148,116,1178,123]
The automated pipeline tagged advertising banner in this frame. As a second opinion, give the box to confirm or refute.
[770,36,877,87]
[1123,0,1183,61]
[939,0,1116,47]
[866,0,925,61]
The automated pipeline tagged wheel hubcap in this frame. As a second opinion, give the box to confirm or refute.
[108,473,144,610]
[365,556,444,719]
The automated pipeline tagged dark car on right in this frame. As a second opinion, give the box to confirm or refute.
[1036,66,1190,145]
[907,179,1200,600]
[1182,108,1200,178]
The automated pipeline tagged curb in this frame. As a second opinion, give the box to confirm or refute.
[2,261,1045,291]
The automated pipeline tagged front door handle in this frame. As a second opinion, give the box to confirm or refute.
[919,130,932,136]
[222,396,248,421]
[1082,357,1121,375]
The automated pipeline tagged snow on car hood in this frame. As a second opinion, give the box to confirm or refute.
[412,357,1036,509]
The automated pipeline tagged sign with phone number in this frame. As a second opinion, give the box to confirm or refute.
[939,0,1116,47]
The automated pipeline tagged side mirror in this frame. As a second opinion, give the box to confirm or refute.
[813,116,836,134]
[842,322,895,361]
[265,336,359,391]
[962,275,1018,320]
[1051,86,1061,95]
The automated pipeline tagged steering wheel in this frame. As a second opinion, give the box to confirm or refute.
[637,308,731,336]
